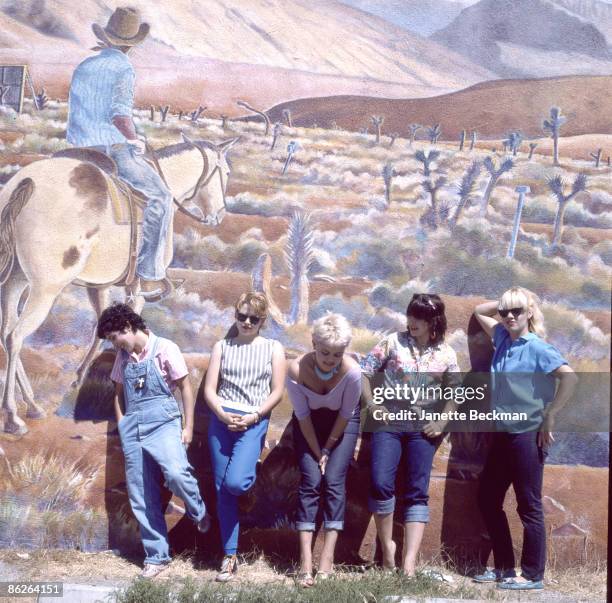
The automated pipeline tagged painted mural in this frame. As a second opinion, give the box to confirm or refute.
[0,0,609,591]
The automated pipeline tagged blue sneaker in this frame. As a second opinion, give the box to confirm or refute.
[473,568,516,583]
[497,577,544,590]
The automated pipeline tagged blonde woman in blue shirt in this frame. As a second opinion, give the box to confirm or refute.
[473,287,577,591]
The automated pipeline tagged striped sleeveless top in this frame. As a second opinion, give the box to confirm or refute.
[217,337,276,413]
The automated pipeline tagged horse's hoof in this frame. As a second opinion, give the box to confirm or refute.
[26,406,46,419]
[4,416,28,435]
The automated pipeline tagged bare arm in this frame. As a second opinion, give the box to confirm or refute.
[298,415,324,460]
[176,375,195,445]
[538,365,578,447]
[204,341,240,426]
[474,300,500,338]
[239,341,287,427]
[113,382,125,423]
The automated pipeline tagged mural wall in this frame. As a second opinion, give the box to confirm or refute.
[0,0,609,575]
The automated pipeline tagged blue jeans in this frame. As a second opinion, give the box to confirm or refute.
[293,409,359,531]
[109,144,173,281]
[477,432,547,581]
[208,409,269,555]
[118,340,206,565]
[369,431,437,523]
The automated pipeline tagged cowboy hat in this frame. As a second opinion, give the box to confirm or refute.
[92,7,149,47]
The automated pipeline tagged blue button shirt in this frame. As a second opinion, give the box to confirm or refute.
[491,324,567,432]
[67,48,135,147]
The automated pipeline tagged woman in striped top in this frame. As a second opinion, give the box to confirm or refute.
[204,292,286,582]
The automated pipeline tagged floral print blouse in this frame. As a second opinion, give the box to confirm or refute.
[360,331,461,410]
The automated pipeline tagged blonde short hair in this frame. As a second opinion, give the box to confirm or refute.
[234,291,268,317]
[312,313,352,348]
[499,287,546,338]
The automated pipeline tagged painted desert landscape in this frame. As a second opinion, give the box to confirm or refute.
[0,0,610,593]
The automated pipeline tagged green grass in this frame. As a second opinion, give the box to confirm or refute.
[111,571,493,603]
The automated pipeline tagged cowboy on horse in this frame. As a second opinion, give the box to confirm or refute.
[67,7,172,302]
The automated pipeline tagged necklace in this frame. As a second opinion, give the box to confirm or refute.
[314,363,338,381]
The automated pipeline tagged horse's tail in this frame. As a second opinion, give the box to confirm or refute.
[0,177,34,284]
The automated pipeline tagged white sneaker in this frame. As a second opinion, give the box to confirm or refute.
[140,562,169,579]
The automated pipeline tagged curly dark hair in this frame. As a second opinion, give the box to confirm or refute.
[97,303,147,339]
[406,293,447,345]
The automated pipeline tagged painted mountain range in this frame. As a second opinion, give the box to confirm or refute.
[432,0,612,77]
[0,0,492,112]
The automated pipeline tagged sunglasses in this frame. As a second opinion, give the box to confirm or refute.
[498,307,525,318]
[236,312,261,325]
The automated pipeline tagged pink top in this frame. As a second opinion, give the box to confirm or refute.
[287,366,362,420]
[110,331,188,391]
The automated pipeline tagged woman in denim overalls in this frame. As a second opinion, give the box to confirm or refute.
[98,303,209,579]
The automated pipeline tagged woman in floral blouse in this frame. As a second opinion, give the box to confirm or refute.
[361,293,460,575]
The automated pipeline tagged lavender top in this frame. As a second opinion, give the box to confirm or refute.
[287,367,362,420]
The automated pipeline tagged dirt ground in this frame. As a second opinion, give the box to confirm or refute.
[0,548,607,602]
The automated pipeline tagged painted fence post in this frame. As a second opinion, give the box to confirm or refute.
[507,185,530,259]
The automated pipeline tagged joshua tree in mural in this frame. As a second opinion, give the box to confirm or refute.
[35,88,48,110]
[220,114,228,128]
[252,212,314,327]
[408,123,421,146]
[282,141,298,174]
[459,129,467,151]
[282,108,293,127]
[159,105,170,122]
[427,123,442,145]
[420,176,447,230]
[415,149,440,177]
[528,142,538,160]
[286,212,314,324]
[237,100,271,135]
[590,148,603,168]
[449,160,482,228]
[190,105,206,123]
[271,122,282,150]
[382,163,397,205]
[504,131,523,156]
[548,173,587,248]
[543,106,566,166]
[480,156,514,217]
[388,133,399,147]
[470,131,477,151]
[371,115,384,144]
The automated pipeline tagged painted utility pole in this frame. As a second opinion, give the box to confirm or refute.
[507,185,530,259]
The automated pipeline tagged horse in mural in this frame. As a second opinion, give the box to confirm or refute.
[0,133,238,434]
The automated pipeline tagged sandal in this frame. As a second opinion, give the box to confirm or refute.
[316,570,333,582]
[215,555,238,583]
[296,572,314,588]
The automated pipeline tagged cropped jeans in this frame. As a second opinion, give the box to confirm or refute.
[369,430,437,523]
[293,408,360,531]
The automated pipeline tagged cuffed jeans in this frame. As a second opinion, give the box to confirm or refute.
[108,144,173,281]
[208,409,269,555]
[118,397,206,565]
[369,430,437,523]
[293,409,360,531]
[477,431,547,582]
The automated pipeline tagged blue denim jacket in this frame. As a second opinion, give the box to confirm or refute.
[67,48,135,147]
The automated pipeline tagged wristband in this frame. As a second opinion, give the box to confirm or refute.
[321,447,331,457]
[254,411,261,424]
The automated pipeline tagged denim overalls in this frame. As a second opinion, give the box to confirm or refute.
[118,335,206,565]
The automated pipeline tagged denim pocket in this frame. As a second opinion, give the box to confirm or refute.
[161,399,182,421]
